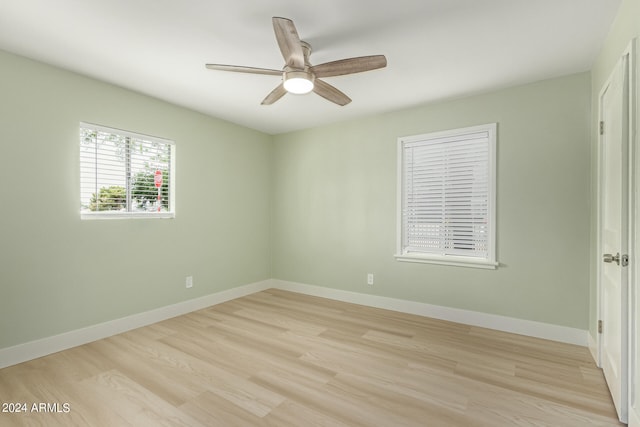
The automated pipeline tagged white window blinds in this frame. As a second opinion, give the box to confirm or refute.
[397,123,496,268]
[80,123,175,219]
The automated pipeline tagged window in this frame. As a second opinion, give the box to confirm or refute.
[80,122,175,219]
[396,123,497,269]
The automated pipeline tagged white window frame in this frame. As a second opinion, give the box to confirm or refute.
[395,123,497,269]
[80,122,176,220]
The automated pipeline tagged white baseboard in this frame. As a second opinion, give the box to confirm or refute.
[1,278,589,369]
[271,280,589,347]
[0,280,273,369]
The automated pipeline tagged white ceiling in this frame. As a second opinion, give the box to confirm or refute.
[0,1,621,135]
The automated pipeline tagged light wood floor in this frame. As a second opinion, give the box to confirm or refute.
[0,289,625,426]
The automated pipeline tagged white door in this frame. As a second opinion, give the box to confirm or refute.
[599,52,630,424]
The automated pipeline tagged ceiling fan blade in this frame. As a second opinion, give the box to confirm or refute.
[272,17,305,69]
[205,64,281,76]
[313,79,351,106]
[261,83,287,105]
[312,55,387,78]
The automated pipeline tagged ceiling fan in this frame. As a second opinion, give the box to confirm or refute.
[205,17,387,106]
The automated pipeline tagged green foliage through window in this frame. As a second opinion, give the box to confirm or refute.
[89,186,126,211]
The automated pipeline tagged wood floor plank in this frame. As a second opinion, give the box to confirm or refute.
[110,332,287,417]
[263,399,351,427]
[87,337,204,407]
[178,390,265,426]
[0,289,625,426]
[79,369,205,427]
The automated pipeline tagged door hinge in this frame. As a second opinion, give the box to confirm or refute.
[600,121,604,135]
[598,320,603,334]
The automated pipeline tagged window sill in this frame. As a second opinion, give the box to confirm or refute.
[81,212,175,220]
[394,253,498,270]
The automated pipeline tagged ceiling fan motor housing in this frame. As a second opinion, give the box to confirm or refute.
[282,41,314,94]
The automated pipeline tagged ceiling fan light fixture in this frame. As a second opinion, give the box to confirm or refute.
[283,70,314,94]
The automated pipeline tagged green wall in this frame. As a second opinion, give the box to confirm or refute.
[272,73,592,329]
[0,50,272,349]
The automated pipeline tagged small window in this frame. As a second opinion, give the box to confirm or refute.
[396,123,497,269]
[80,123,175,219]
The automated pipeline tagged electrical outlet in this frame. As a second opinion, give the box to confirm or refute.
[367,273,374,286]
[186,276,193,289]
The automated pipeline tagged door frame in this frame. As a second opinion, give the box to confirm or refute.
[628,38,640,427]
[596,38,637,425]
